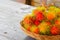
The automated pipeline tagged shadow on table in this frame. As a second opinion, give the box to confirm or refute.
[24,36,36,40]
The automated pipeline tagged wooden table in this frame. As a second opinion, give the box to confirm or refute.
[0,0,35,40]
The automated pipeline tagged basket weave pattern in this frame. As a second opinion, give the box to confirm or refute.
[20,22,60,40]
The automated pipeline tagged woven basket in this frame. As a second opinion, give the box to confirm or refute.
[20,21,60,40]
[20,1,60,40]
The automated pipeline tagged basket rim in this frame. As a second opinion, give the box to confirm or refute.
[20,21,60,40]
[20,21,60,36]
